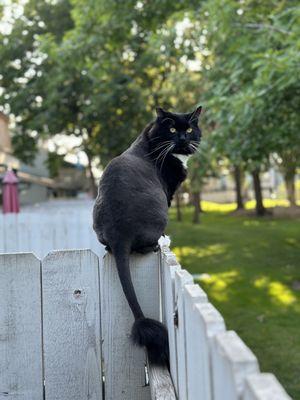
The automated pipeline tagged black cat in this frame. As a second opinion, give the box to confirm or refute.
[93,106,202,365]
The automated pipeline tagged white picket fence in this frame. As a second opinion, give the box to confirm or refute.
[0,203,105,259]
[0,245,291,400]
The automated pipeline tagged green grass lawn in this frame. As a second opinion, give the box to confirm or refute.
[167,204,300,399]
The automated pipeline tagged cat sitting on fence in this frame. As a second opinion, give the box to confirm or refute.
[93,105,202,365]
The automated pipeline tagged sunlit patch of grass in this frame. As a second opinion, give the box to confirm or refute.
[254,277,297,306]
[196,270,239,302]
[285,237,298,247]
[200,198,299,213]
[173,243,227,259]
[201,201,236,212]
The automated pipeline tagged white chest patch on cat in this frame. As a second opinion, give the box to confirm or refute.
[172,153,191,168]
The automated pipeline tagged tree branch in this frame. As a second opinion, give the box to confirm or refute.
[236,23,291,36]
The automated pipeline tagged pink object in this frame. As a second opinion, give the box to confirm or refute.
[2,170,20,214]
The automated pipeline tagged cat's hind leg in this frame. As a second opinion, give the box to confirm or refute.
[133,243,160,254]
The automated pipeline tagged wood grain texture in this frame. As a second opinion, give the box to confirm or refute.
[243,373,292,400]
[160,248,181,395]
[0,253,43,400]
[101,251,160,400]
[42,249,102,400]
[211,330,259,400]
[148,362,177,400]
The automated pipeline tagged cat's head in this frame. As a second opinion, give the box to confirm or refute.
[149,106,202,156]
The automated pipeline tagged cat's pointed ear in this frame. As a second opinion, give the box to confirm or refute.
[155,107,167,118]
[188,105,202,123]
[189,105,202,121]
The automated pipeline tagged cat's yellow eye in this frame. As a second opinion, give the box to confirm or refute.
[170,127,177,133]
[187,128,193,133]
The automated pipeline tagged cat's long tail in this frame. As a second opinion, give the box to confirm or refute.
[112,243,169,365]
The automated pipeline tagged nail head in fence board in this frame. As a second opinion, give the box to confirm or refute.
[161,250,181,394]
[174,270,194,400]
[243,373,292,400]
[42,249,103,400]
[212,330,259,400]
[101,251,160,400]
[148,362,177,400]
[0,253,43,400]
[188,302,225,400]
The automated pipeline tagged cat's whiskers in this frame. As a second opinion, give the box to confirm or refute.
[189,142,201,154]
[159,144,175,172]
[154,146,170,167]
[154,143,175,172]
[145,141,173,157]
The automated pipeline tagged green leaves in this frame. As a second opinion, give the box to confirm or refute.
[0,0,299,181]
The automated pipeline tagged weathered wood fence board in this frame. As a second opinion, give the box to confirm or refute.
[0,253,43,400]
[184,288,221,400]
[211,330,259,400]
[0,212,105,259]
[101,251,161,400]
[42,250,103,400]
[148,363,176,400]
[174,270,194,400]
[160,249,181,394]
[0,243,292,399]
[243,373,292,400]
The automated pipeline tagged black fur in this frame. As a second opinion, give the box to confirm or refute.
[132,318,169,365]
[93,106,202,365]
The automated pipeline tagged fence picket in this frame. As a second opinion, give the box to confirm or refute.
[101,251,160,400]
[211,330,259,400]
[174,269,194,400]
[42,249,103,400]
[184,287,224,400]
[193,302,226,400]
[161,250,181,394]
[0,215,4,252]
[243,373,292,400]
[0,253,43,400]
[3,213,18,252]
[0,211,104,258]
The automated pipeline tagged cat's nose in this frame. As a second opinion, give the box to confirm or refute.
[178,135,187,144]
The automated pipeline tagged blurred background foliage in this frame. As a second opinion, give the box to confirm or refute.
[0,0,299,208]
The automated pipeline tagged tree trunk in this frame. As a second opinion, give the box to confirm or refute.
[252,169,266,216]
[283,166,297,207]
[192,191,201,224]
[87,155,98,199]
[175,190,182,222]
[233,165,244,210]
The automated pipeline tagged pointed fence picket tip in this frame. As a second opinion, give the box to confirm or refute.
[243,373,292,400]
[42,247,99,261]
